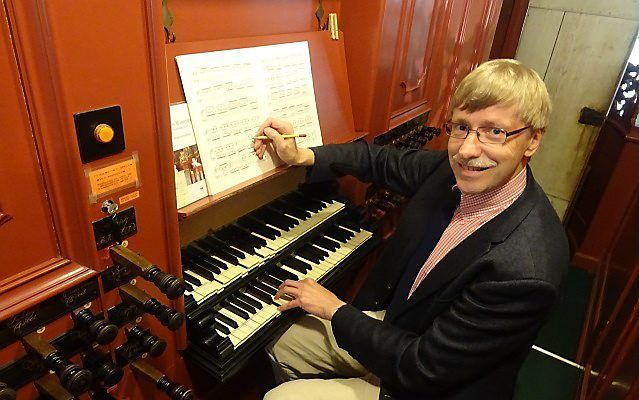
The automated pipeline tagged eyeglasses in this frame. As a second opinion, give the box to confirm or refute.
[444,121,530,144]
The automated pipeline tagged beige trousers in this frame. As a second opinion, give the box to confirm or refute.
[263,310,385,400]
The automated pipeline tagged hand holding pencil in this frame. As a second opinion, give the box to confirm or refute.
[253,117,315,166]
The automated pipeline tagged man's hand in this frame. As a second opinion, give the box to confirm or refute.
[275,278,346,320]
[253,117,315,166]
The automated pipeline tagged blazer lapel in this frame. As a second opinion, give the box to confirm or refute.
[391,167,541,318]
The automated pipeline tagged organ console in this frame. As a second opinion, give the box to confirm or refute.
[0,0,501,398]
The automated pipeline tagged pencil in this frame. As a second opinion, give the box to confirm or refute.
[253,134,307,140]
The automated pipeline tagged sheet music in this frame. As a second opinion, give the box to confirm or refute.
[176,41,323,196]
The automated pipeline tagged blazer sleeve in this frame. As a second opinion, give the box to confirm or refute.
[331,278,557,396]
[308,142,447,197]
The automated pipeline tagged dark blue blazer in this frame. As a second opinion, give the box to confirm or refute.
[308,142,569,400]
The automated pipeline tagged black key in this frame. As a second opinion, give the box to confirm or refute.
[296,247,322,263]
[254,281,278,296]
[212,322,230,335]
[273,199,311,220]
[238,292,262,309]
[271,267,297,282]
[247,286,275,305]
[265,271,285,284]
[262,275,283,289]
[312,237,339,251]
[224,302,250,320]
[339,220,361,232]
[238,216,280,239]
[183,280,195,292]
[307,244,329,258]
[226,225,267,247]
[285,257,312,272]
[182,272,202,287]
[198,237,241,264]
[265,206,299,227]
[230,297,256,314]
[325,229,348,243]
[333,226,355,239]
[214,312,238,328]
[252,208,294,230]
[207,236,246,260]
[214,230,257,254]
[184,264,216,281]
[282,258,308,274]
[188,256,222,275]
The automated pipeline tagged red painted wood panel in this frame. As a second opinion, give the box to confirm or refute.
[0,3,59,285]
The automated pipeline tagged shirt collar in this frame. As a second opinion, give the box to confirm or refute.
[453,167,527,215]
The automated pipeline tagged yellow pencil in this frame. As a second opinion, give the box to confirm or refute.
[253,134,307,140]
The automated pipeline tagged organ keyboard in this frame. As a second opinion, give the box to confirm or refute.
[182,189,379,380]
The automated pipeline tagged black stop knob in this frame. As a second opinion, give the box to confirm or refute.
[75,310,118,345]
[0,382,16,400]
[46,353,93,395]
[126,326,166,357]
[82,351,123,388]
[144,267,185,299]
[96,362,124,388]
[144,299,184,331]
[157,377,194,400]
[90,319,119,345]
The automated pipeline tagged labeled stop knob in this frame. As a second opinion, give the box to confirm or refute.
[22,333,93,396]
[74,309,118,345]
[120,284,184,331]
[82,351,124,388]
[126,326,166,357]
[94,123,115,144]
[110,245,185,299]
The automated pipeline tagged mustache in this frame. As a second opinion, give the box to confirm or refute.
[452,154,497,168]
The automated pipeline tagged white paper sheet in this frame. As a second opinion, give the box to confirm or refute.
[169,103,209,208]
[176,41,323,196]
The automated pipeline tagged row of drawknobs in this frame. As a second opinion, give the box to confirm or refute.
[0,246,195,400]
[0,331,192,400]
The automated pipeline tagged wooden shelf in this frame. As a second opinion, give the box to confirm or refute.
[177,165,293,219]
[177,130,368,220]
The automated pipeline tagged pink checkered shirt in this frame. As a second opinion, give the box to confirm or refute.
[407,167,528,298]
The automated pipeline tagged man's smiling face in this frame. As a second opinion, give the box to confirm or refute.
[447,104,543,194]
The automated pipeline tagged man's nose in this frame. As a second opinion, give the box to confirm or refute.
[457,131,483,159]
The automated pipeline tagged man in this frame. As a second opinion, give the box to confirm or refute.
[253,59,568,400]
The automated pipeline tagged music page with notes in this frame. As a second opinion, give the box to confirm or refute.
[176,41,323,196]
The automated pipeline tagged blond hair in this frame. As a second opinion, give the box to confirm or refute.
[451,59,551,130]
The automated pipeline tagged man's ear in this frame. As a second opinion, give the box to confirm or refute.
[524,129,544,158]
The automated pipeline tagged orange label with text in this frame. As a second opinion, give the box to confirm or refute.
[88,158,139,198]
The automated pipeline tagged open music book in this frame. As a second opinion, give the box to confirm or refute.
[176,41,323,197]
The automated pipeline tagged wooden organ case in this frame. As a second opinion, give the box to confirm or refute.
[0,1,501,399]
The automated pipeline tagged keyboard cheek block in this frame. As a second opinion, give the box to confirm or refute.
[180,191,379,381]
